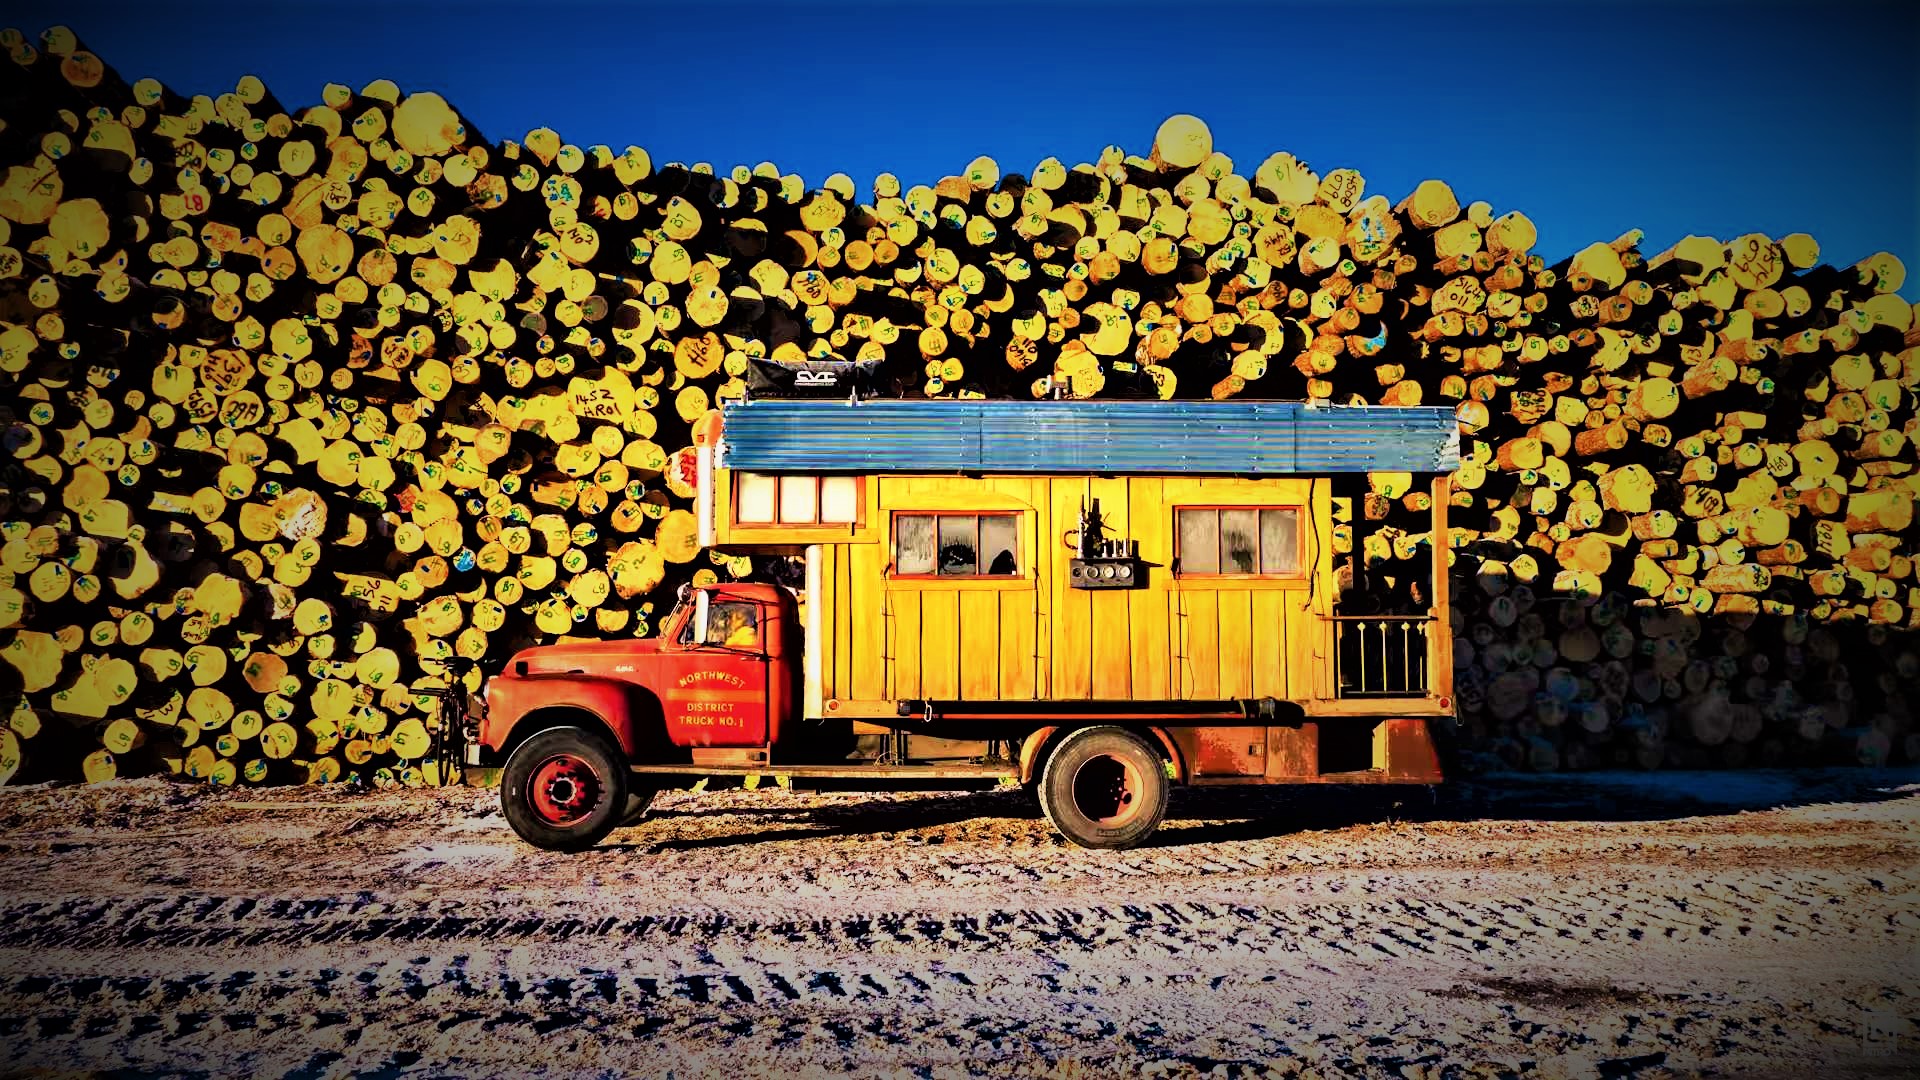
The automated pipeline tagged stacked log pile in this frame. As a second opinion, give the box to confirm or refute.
[0,25,1914,784]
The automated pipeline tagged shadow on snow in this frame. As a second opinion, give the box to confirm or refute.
[611,767,1920,852]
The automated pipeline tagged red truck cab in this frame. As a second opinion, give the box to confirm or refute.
[473,583,804,850]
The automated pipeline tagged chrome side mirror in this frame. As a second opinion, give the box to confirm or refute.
[693,589,710,645]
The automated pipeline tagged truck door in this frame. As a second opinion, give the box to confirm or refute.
[659,598,770,747]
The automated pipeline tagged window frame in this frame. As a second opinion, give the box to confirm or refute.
[675,598,764,651]
[1172,504,1306,580]
[888,510,1024,580]
[731,472,865,527]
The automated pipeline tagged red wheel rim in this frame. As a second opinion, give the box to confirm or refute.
[1071,753,1145,827]
[527,753,603,827]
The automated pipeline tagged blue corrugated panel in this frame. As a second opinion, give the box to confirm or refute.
[719,400,1459,475]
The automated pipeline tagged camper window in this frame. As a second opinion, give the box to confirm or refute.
[733,473,862,525]
[893,512,1021,578]
[1175,507,1302,577]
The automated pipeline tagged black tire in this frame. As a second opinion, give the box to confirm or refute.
[501,727,627,852]
[1037,726,1170,850]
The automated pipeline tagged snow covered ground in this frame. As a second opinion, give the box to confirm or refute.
[0,770,1914,1078]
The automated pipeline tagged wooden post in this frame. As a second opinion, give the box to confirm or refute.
[1430,474,1454,702]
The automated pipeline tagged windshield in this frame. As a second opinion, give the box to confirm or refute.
[664,591,692,642]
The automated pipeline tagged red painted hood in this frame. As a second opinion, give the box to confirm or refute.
[503,638,664,677]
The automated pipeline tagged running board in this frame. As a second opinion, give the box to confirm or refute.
[631,763,1018,780]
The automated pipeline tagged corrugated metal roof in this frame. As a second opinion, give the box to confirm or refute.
[719,400,1460,475]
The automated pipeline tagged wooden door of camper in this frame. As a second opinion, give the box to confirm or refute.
[1136,478,1329,705]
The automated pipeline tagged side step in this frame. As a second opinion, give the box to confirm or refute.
[631,763,1018,780]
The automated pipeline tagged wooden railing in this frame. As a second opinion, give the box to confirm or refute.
[1330,615,1434,698]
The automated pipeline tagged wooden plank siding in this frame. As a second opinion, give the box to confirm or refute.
[1050,479,1095,699]
[1126,477,1171,701]
[803,474,1348,715]
[918,589,959,700]
[849,541,885,702]
[1088,476,1133,699]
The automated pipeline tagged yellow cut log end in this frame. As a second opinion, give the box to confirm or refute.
[391,92,465,157]
[1152,115,1213,171]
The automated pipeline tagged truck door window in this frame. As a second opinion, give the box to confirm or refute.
[703,601,761,649]
[678,599,760,649]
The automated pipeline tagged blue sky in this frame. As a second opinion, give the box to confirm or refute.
[11,0,1918,298]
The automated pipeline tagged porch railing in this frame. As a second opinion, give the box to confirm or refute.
[1331,615,1434,698]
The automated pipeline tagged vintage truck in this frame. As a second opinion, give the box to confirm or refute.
[469,398,1460,851]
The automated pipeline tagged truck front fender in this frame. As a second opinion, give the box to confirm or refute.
[481,674,663,761]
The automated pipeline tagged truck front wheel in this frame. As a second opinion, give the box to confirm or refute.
[1038,727,1169,850]
[502,727,629,852]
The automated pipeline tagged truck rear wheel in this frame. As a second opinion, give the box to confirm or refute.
[1038,727,1169,850]
[501,727,628,852]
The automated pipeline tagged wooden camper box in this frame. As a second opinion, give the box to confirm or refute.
[702,399,1461,747]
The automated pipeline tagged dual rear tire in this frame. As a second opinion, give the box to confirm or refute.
[1037,726,1170,850]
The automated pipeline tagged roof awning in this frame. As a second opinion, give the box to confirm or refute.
[719,399,1461,475]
